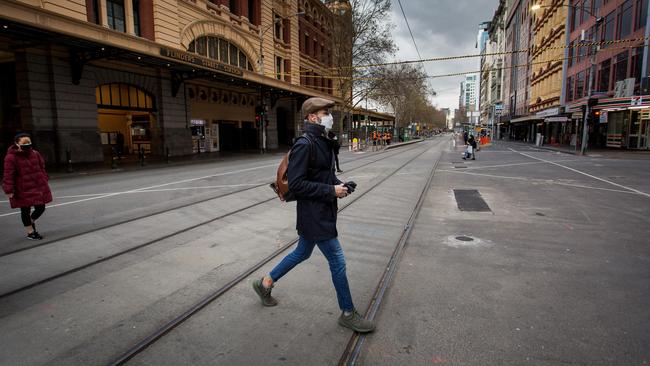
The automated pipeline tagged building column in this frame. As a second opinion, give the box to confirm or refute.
[124,0,135,35]
[99,0,108,27]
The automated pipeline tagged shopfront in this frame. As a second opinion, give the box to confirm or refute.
[606,109,650,149]
[96,83,157,157]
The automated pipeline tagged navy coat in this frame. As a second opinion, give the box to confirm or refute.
[288,123,342,241]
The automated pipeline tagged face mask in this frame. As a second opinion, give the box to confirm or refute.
[318,114,334,131]
[18,144,32,150]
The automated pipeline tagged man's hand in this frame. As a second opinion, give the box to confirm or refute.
[6,193,13,199]
[334,184,349,198]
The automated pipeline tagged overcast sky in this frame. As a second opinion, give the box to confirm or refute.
[386,0,498,111]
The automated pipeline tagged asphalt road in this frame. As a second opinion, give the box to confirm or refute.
[0,136,648,366]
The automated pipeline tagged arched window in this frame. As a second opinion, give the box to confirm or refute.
[188,36,254,71]
[95,83,155,111]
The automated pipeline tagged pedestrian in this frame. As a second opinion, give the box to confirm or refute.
[463,131,468,145]
[252,97,375,333]
[2,133,53,240]
[328,130,343,173]
[467,134,477,160]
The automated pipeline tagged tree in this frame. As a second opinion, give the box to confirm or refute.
[329,0,397,130]
[370,63,443,130]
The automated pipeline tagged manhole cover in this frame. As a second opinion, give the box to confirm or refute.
[535,212,545,216]
[455,236,474,242]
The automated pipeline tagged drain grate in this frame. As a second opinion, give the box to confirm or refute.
[454,166,467,169]
[535,212,546,217]
[453,189,491,212]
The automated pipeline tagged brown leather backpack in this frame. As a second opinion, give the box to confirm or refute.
[270,134,314,202]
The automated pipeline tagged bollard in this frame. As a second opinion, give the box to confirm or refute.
[166,147,170,164]
[139,147,145,167]
[66,148,73,173]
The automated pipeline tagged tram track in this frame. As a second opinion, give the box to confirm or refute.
[0,141,426,300]
[338,137,444,366]
[0,143,420,258]
[105,137,447,366]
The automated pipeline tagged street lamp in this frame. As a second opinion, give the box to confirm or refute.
[531,3,603,155]
[258,11,305,76]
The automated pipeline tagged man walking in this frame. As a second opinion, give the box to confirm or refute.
[253,97,375,333]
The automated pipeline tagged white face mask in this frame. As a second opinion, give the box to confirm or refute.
[318,114,334,131]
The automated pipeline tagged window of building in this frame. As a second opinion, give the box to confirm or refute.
[581,0,592,24]
[615,51,629,82]
[229,43,238,65]
[86,0,101,24]
[576,70,585,98]
[593,0,603,14]
[599,59,611,91]
[602,11,615,43]
[568,41,574,67]
[132,0,141,36]
[229,0,239,16]
[636,0,648,29]
[248,0,260,26]
[282,18,290,44]
[276,56,284,80]
[284,59,291,82]
[571,5,580,31]
[274,13,283,40]
[188,36,254,71]
[631,46,644,81]
[619,0,633,38]
[96,84,155,110]
[107,0,126,32]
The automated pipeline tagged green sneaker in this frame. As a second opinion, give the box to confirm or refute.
[338,310,375,333]
[252,278,278,307]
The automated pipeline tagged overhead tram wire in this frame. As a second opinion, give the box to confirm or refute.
[269,42,642,85]
[396,0,427,73]
[268,41,643,90]
[291,36,650,75]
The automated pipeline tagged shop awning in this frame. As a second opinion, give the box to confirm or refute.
[510,115,542,123]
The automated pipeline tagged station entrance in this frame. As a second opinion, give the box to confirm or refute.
[96,84,157,158]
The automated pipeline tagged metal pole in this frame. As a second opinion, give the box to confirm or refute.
[581,23,600,155]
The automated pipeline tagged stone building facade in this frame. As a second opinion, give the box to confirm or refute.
[0,0,350,167]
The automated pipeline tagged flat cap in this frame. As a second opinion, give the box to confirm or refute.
[301,97,335,117]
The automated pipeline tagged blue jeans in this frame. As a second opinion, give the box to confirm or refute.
[269,236,354,312]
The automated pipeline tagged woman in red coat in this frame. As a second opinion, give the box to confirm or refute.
[2,133,53,240]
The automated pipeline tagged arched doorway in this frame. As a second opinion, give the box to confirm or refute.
[95,84,156,157]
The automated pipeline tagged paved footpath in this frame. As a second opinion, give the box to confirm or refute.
[359,140,650,365]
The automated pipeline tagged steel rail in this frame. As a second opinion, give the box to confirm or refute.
[106,138,445,366]
[0,141,426,299]
[338,137,445,366]
[0,142,421,258]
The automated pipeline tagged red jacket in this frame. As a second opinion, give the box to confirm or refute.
[2,146,53,209]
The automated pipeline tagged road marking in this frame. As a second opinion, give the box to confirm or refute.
[448,159,581,170]
[509,148,650,198]
[438,169,639,195]
[0,183,269,204]
[0,164,277,217]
